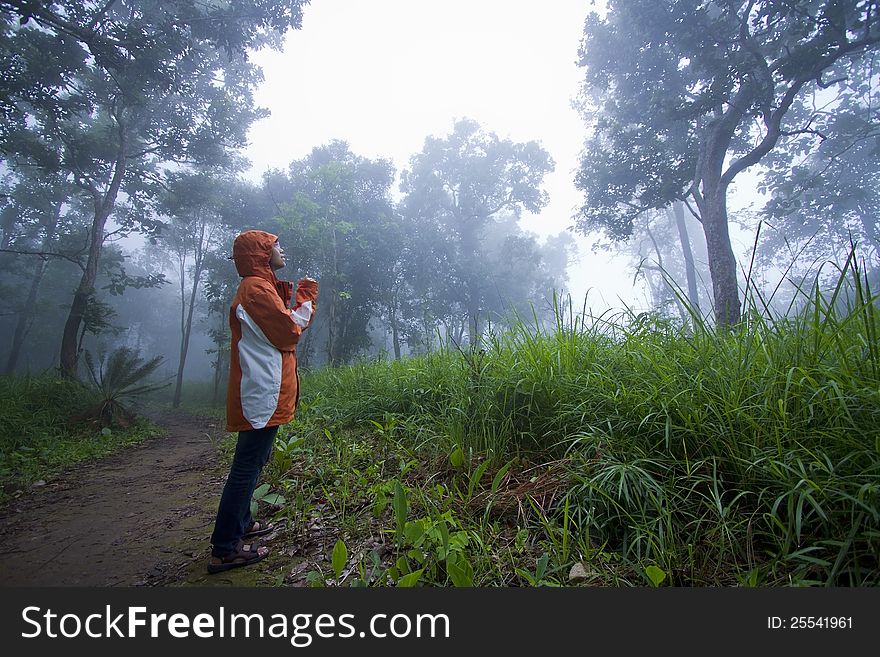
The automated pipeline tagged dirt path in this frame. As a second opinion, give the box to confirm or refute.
[0,410,234,587]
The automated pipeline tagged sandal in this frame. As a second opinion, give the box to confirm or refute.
[207,541,269,574]
[242,520,274,539]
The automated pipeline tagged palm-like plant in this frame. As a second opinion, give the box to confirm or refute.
[83,347,170,427]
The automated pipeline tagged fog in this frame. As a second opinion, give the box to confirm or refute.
[1,0,878,391]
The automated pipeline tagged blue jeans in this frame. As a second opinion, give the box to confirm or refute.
[210,425,278,555]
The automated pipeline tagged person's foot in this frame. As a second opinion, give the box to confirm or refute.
[207,542,269,574]
[242,520,274,539]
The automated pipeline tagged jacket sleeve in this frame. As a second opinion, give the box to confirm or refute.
[242,278,318,352]
[291,278,319,329]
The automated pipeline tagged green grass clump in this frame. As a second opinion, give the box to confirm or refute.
[289,257,879,586]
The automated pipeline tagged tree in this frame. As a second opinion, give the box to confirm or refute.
[401,118,554,348]
[574,0,880,327]
[202,248,238,406]
[477,214,575,331]
[0,0,309,377]
[1,169,71,372]
[153,172,229,408]
[275,142,398,366]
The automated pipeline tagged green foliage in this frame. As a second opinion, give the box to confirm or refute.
[251,482,287,520]
[645,565,667,587]
[331,539,348,581]
[0,375,159,497]
[271,142,398,366]
[287,256,880,586]
[401,118,557,346]
[1,0,310,377]
[515,553,557,587]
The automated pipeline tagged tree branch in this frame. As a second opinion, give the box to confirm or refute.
[0,248,86,271]
[779,127,829,140]
[722,32,880,188]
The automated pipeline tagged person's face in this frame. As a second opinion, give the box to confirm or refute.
[269,240,285,270]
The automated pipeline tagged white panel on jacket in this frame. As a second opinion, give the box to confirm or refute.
[235,304,281,429]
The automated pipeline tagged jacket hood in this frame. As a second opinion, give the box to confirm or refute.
[232,230,293,306]
[233,230,278,281]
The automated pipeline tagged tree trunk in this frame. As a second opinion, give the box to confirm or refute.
[0,205,16,250]
[388,297,401,359]
[644,220,686,320]
[698,185,740,327]
[59,136,127,378]
[693,59,830,327]
[461,218,482,350]
[5,201,62,374]
[326,223,339,366]
[466,282,480,350]
[211,311,228,407]
[299,318,314,368]
[172,260,203,407]
[173,221,206,408]
[670,202,701,314]
[59,205,111,378]
[694,110,743,329]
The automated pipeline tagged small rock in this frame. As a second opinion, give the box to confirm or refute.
[32,480,46,488]
[569,562,589,583]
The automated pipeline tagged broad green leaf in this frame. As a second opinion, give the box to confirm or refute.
[437,521,450,561]
[393,480,407,543]
[468,458,492,500]
[645,565,667,587]
[396,569,424,588]
[535,553,550,581]
[449,446,464,468]
[395,556,411,575]
[406,549,425,564]
[447,554,474,587]
[404,519,425,546]
[261,493,286,506]
[331,539,348,579]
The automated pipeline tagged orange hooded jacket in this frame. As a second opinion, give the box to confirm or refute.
[226,230,319,432]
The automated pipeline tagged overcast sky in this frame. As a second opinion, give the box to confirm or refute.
[245,0,647,312]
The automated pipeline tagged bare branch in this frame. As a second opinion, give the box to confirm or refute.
[816,74,848,89]
[779,128,829,140]
[0,248,86,271]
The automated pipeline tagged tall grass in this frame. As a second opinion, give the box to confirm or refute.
[298,254,879,585]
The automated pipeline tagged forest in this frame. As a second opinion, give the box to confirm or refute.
[0,0,878,587]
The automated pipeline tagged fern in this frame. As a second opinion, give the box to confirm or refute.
[83,347,170,426]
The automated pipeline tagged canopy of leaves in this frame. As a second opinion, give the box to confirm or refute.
[401,118,554,228]
[574,0,880,239]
